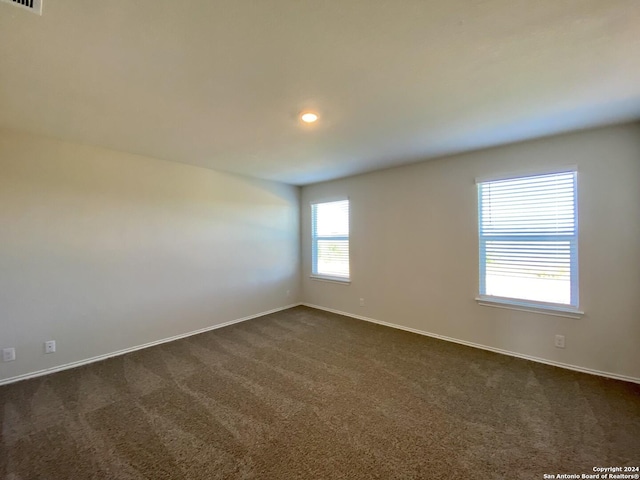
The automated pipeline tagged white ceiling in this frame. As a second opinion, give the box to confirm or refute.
[1,0,639,185]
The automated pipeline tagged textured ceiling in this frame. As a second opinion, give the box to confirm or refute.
[1,0,639,185]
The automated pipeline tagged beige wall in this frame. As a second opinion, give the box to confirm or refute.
[0,129,300,382]
[2,123,638,383]
[302,123,640,380]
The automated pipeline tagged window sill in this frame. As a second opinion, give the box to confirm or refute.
[310,275,351,285]
[475,296,584,319]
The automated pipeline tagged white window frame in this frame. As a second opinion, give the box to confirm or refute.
[475,168,583,318]
[311,199,350,284]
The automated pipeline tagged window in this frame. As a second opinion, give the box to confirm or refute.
[477,170,579,312]
[311,199,350,281]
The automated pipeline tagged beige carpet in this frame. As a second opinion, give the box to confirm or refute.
[1,306,639,479]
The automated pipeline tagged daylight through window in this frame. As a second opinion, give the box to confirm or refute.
[478,170,578,307]
[311,200,350,281]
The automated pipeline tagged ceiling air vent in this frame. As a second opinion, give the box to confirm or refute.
[1,0,43,15]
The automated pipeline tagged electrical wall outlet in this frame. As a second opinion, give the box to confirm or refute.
[359,298,365,307]
[2,347,16,362]
[44,340,56,354]
[554,335,566,349]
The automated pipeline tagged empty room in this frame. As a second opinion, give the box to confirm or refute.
[1,0,639,478]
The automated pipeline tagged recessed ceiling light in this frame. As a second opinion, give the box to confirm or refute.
[300,112,319,123]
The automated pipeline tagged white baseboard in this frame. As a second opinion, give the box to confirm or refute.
[0,303,302,387]
[302,303,640,385]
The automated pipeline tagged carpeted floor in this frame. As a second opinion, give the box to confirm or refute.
[1,306,639,479]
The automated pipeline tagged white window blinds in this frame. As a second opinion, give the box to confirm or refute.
[478,170,578,307]
[311,200,350,280]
